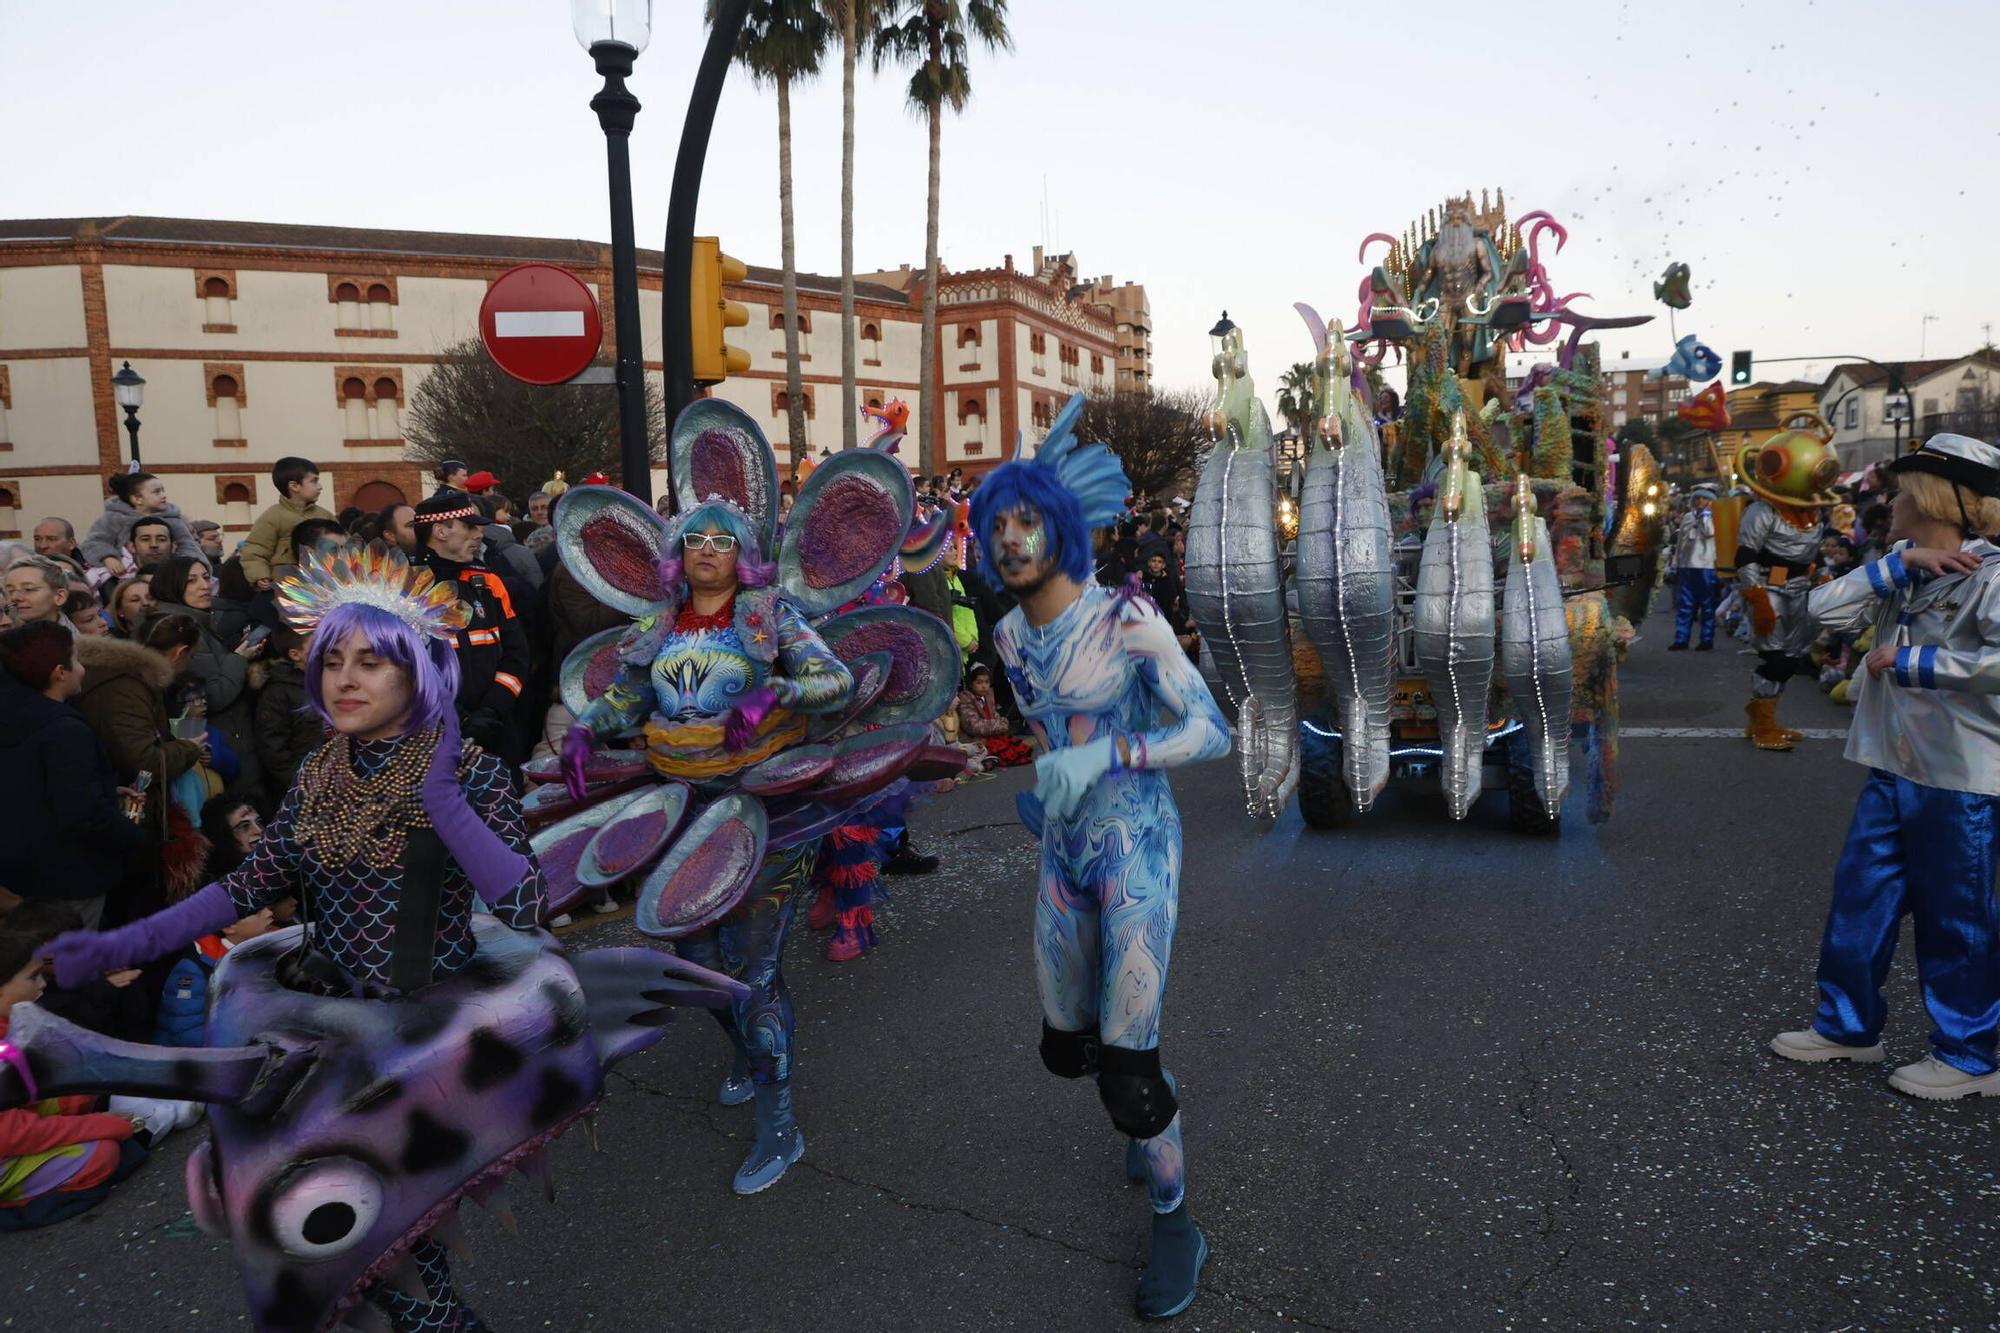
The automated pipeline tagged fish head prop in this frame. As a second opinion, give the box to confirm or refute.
[1659,333,1721,383]
[0,919,744,1333]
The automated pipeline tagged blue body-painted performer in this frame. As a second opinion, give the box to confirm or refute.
[14,548,747,1333]
[562,497,853,1193]
[974,396,1231,1320]
[1770,434,2000,1100]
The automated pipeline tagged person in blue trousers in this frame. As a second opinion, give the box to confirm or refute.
[1668,483,1720,650]
[1770,434,2000,1099]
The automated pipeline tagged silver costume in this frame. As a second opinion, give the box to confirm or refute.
[1735,500,1822,697]
[1808,539,2000,796]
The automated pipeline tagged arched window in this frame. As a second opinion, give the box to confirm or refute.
[210,370,244,442]
[366,282,395,333]
[371,376,401,439]
[774,390,791,414]
[222,481,253,504]
[958,395,986,425]
[203,276,230,298]
[334,281,362,330]
[957,324,982,349]
[862,321,882,365]
[341,376,369,442]
[0,484,19,511]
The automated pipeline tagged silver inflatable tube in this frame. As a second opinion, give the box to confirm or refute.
[1185,400,1298,818]
[1294,429,1394,810]
[1500,516,1573,810]
[1413,476,1495,820]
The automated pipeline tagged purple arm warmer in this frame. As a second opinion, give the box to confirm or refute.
[48,883,237,988]
[723,684,778,751]
[424,712,532,910]
[560,725,594,801]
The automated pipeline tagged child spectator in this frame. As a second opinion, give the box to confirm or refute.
[155,881,289,1049]
[255,625,322,800]
[239,457,333,587]
[80,471,205,577]
[955,664,1031,768]
[0,904,149,1231]
[163,673,237,820]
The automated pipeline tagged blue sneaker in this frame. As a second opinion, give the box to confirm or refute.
[1136,1203,1207,1320]
[732,1081,805,1194]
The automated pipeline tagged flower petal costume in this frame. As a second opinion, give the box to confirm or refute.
[551,399,963,1191]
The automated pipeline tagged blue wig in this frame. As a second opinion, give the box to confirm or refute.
[967,460,1092,591]
[657,499,776,592]
[304,602,461,733]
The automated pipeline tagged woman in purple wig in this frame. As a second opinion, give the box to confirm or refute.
[45,547,545,1331]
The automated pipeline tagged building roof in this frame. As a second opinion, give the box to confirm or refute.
[0,216,913,304]
[1823,350,2000,391]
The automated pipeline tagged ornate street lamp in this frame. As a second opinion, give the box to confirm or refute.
[111,361,145,466]
[573,0,653,499]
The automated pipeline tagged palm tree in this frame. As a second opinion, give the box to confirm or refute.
[873,0,1012,475]
[710,0,831,465]
[825,0,887,450]
[1277,360,1319,443]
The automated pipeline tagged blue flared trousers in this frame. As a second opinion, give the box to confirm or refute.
[1813,769,2000,1073]
[1672,568,1720,646]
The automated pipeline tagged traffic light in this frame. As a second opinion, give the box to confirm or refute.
[690,236,750,386]
[1729,350,1752,386]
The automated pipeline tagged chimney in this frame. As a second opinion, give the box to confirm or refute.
[1032,245,1044,272]
[1004,253,1013,271]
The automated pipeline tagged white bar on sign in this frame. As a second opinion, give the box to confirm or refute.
[495,310,586,338]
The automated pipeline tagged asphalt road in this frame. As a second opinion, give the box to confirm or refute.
[10,599,1999,1332]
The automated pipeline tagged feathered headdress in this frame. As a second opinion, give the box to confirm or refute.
[1030,393,1130,529]
[275,546,471,641]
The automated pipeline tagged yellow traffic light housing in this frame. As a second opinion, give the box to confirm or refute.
[690,236,750,386]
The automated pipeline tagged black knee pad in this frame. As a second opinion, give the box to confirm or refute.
[1097,1045,1179,1139]
[1755,650,1797,683]
[1040,1022,1101,1079]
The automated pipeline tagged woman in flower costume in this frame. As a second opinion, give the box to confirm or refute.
[548,400,965,1193]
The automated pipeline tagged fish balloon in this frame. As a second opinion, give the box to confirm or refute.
[1654,262,1692,310]
[1655,333,1721,383]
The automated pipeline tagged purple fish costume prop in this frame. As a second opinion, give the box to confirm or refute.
[11,548,747,1333]
[552,399,962,1193]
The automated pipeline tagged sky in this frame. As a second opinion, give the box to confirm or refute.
[5,0,1998,407]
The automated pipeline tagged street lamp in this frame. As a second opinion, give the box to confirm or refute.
[110,361,145,466]
[573,0,654,502]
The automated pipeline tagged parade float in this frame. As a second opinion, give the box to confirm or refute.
[1186,191,1664,833]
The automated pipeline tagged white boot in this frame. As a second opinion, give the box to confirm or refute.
[1888,1056,2000,1100]
[1769,1028,1885,1063]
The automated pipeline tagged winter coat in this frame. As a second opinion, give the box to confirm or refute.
[546,561,629,671]
[954,688,1013,739]
[483,522,545,594]
[239,496,335,584]
[72,635,202,785]
[254,659,324,800]
[155,940,226,1047]
[80,498,205,569]
[0,676,147,903]
[142,604,261,798]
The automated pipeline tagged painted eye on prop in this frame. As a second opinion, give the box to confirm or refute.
[268,1158,384,1260]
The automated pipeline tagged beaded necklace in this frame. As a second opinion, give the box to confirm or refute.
[295,726,448,867]
[675,595,736,634]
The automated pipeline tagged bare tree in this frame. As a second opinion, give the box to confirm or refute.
[1079,387,1214,501]
[405,339,664,489]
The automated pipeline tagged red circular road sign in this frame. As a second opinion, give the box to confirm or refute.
[478,263,604,385]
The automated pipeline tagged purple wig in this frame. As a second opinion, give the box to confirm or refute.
[655,499,776,594]
[303,602,461,732]
[966,459,1091,591]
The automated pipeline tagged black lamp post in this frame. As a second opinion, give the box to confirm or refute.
[573,0,654,503]
[111,361,145,466]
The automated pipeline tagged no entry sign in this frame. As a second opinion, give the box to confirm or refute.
[479,263,603,385]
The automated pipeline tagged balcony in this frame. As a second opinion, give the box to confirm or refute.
[1917,409,2000,444]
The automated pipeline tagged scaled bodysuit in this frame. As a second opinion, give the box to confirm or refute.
[998,582,1230,1214]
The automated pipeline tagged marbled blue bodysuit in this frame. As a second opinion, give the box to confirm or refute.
[997,582,1230,1212]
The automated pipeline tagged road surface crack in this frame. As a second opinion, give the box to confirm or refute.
[1512,1035,1579,1296]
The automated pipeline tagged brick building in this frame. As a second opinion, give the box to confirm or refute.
[0,216,1134,537]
